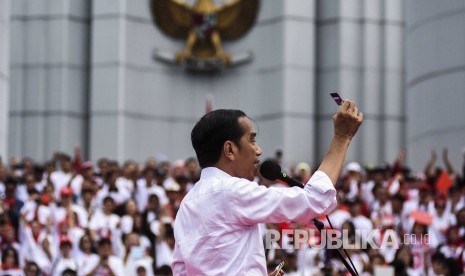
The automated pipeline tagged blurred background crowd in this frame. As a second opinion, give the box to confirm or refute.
[0,146,464,276]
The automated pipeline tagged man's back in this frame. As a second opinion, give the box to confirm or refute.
[173,167,267,275]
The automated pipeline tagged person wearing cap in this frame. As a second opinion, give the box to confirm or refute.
[173,101,363,275]
[343,162,362,201]
[164,181,181,219]
[52,236,78,276]
[294,162,311,184]
[54,187,88,228]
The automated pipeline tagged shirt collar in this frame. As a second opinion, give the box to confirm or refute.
[200,167,232,180]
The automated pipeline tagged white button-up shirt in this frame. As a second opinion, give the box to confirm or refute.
[172,167,337,275]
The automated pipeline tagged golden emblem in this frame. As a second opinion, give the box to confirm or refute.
[150,0,259,70]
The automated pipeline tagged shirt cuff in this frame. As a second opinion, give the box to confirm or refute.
[306,170,335,192]
[306,171,337,214]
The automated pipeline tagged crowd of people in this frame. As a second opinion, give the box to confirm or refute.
[0,147,464,275]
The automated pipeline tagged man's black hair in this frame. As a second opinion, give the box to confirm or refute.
[102,196,115,204]
[61,269,77,276]
[60,154,71,162]
[98,238,112,247]
[392,193,405,202]
[191,109,246,168]
[4,176,18,186]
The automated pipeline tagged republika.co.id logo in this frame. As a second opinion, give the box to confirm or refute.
[265,229,430,250]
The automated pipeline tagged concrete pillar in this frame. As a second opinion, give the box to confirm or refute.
[406,0,465,171]
[9,0,91,161]
[0,0,9,161]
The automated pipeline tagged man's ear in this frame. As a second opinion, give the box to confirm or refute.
[223,141,236,161]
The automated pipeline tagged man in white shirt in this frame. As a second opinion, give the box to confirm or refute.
[173,101,363,275]
[81,238,125,276]
[50,154,73,201]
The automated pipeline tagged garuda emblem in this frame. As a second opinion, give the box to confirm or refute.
[150,0,260,71]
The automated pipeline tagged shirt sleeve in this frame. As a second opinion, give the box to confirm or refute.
[229,171,337,225]
[172,243,187,276]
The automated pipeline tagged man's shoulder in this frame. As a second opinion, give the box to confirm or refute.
[194,176,258,194]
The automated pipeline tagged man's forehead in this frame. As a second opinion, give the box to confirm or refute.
[239,116,256,134]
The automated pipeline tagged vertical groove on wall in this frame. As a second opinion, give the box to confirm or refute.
[379,0,387,162]
[84,0,92,160]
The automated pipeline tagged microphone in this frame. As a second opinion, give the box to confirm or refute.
[259,160,304,188]
[260,160,322,230]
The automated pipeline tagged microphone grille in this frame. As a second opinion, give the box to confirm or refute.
[259,160,282,181]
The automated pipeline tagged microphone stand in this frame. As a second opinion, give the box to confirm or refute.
[312,218,359,276]
[283,176,359,276]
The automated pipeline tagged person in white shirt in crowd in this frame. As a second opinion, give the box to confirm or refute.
[75,234,99,275]
[163,181,181,219]
[438,226,463,259]
[81,238,124,276]
[155,161,171,187]
[170,160,185,180]
[116,161,139,194]
[156,223,175,269]
[23,261,41,276]
[326,192,351,230]
[19,189,52,226]
[69,161,95,202]
[122,232,154,276]
[50,154,73,202]
[16,173,39,203]
[370,186,393,229]
[390,193,406,230]
[403,183,436,229]
[0,224,22,264]
[54,187,88,229]
[94,158,111,187]
[360,166,387,208]
[0,246,23,275]
[348,197,373,232]
[334,220,369,274]
[173,102,363,275]
[56,211,85,256]
[342,162,362,201]
[88,196,120,243]
[184,157,200,191]
[135,169,168,213]
[140,193,161,258]
[447,185,465,214]
[95,169,130,207]
[431,195,455,245]
[120,199,140,235]
[52,236,78,276]
[144,158,157,172]
[78,188,98,224]
[20,216,54,273]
